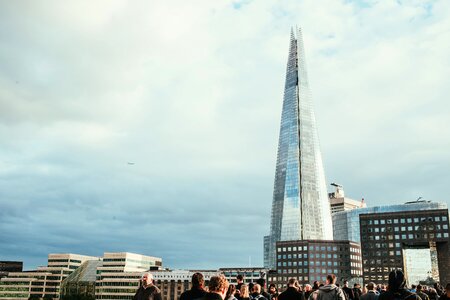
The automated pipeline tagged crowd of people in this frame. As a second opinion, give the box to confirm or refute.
[133,270,450,300]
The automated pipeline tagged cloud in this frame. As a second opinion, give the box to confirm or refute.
[0,0,449,270]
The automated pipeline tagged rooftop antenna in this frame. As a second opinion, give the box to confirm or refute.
[416,197,423,202]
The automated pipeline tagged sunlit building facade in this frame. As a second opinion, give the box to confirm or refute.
[264,28,332,269]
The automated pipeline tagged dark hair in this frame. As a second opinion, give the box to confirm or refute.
[416,285,422,291]
[192,273,204,288]
[237,275,244,281]
[256,278,266,288]
[388,270,406,292]
[226,284,236,299]
[248,282,254,292]
[326,274,337,285]
[287,278,298,287]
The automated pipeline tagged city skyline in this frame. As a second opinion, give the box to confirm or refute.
[1,1,449,270]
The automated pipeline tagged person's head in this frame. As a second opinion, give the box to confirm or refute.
[411,284,417,290]
[253,284,261,294]
[367,282,375,291]
[416,285,422,292]
[256,278,266,289]
[141,272,154,287]
[343,280,349,287]
[287,278,299,288]
[304,284,312,292]
[192,273,205,289]
[226,285,236,299]
[241,284,250,298]
[388,270,406,292]
[326,275,337,285]
[269,284,278,294]
[237,275,244,283]
[354,283,361,289]
[313,281,320,290]
[209,275,229,299]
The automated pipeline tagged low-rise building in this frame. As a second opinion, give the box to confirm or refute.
[269,240,362,290]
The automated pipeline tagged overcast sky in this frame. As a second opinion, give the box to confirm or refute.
[1,0,449,271]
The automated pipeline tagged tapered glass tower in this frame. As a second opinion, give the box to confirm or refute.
[264,28,333,269]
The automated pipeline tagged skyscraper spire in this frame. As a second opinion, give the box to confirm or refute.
[264,28,333,270]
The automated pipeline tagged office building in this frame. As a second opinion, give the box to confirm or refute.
[268,240,362,290]
[332,201,448,242]
[328,183,366,214]
[60,260,102,299]
[360,209,449,285]
[264,27,333,270]
[219,268,268,285]
[0,262,22,279]
[95,252,162,300]
[0,253,99,300]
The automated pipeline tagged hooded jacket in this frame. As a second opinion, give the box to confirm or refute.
[316,284,346,300]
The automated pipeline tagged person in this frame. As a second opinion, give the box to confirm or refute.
[257,278,271,300]
[343,281,355,300]
[250,284,268,300]
[236,275,245,291]
[304,285,313,300]
[416,285,430,300]
[226,285,238,300]
[378,270,420,300]
[199,275,230,300]
[133,272,162,300]
[427,288,439,300]
[316,274,346,300]
[236,275,245,299]
[180,273,207,300]
[279,278,304,300]
[360,282,379,300]
[439,284,450,300]
[240,284,251,300]
[353,284,362,300]
[269,284,279,300]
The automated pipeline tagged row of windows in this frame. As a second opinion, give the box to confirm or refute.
[278,246,342,252]
[97,288,136,293]
[362,216,448,225]
[363,250,402,257]
[363,224,449,233]
[363,258,402,265]
[365,242,401,249]
[362,232,449,241]
[364,266,399,273]
[97,282,139,287]
[269,276,309,283]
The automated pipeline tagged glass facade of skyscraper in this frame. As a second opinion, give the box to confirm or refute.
[264,28,332,269]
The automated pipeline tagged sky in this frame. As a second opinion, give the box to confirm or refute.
[0,0,449,271]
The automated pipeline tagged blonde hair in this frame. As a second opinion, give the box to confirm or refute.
[241,284,250,298]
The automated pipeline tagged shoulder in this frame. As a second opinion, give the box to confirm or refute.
[151,285,161,294]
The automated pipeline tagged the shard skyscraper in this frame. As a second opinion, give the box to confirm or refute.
[264,28,333,269]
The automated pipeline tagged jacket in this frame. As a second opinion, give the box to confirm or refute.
[316,284,346,300]
[133,285,162,300]
[279,287,304,300]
